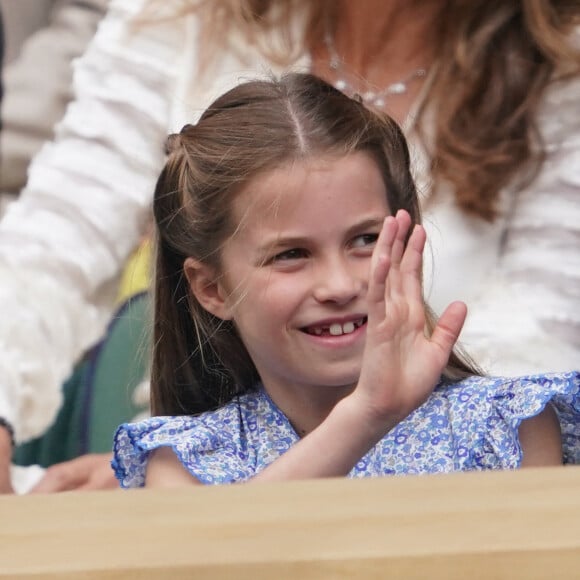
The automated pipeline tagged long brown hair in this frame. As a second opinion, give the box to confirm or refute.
[428,0,580,219]
[151,72,479,416]
[144,0,580,221]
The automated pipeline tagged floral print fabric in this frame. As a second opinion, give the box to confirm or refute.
[113,372,580,487]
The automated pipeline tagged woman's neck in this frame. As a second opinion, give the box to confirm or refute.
[310,0,444,124]
[332,0,443,74]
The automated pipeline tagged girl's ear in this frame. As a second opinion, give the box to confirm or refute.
[183,257,232,321]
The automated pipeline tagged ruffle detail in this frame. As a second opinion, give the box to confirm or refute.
[112,409,254,488]
[480,371,580,467]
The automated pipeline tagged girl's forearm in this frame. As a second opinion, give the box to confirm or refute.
[251,394,395,482]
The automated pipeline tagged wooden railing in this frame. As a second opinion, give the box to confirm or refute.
[2,466,580,578]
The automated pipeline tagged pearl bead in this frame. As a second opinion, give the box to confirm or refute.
[387,83,406,95]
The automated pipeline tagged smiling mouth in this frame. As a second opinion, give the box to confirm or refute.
[302,317,367,337]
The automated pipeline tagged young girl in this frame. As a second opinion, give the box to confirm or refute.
[113,73,579,488]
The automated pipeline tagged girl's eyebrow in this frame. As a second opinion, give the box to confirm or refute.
[255,216,387,255]
[346,217,387,236]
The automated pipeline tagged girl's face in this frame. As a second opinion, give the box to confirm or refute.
[197,152,390,410]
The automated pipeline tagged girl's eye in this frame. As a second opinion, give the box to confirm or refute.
[271,248,308,262]
[351,233,379,249]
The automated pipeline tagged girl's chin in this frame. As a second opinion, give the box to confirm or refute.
[314,379,359,395]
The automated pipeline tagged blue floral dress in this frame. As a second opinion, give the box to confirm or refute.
[113,372,580,487]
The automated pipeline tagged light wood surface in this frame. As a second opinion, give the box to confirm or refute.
[2,466,580,579]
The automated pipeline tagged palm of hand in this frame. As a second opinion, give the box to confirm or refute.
[357,211,467,424]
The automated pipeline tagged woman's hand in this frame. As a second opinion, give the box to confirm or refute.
[353,210,467,428]
[0,428,14,494]
[29,453,118,493]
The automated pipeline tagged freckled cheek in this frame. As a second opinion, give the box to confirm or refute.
[250,280,310,327]
[222,278,292,317]
[260,277,311,305]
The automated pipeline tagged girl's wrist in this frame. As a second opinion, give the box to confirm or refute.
[335,391,400,443]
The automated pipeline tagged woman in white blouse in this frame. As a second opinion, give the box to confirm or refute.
[1,0,579,492]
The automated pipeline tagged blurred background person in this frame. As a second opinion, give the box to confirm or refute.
[0,0,108,214]
[0,0,108,493]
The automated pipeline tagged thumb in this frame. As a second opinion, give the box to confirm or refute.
[430,301,467,356]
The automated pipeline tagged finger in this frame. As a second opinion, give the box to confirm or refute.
[400,224,425,274]
[82,461,118,491]
[367,216,396,315]
[430,301,468,356]
[77,471,119,491]
[386,210,413,298]
[29,464,86,494]
[399,224,426,303]
[390,210,412,268]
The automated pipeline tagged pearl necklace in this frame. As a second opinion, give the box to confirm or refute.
[323,31,428,109]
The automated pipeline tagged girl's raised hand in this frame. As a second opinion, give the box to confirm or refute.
[353,210,467,428]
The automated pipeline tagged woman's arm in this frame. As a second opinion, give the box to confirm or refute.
[0,426,14,494]
[0,0,185,445]
[0,0,109,196]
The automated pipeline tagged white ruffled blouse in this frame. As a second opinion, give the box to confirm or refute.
[0,0,578,442]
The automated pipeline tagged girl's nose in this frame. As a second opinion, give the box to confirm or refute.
[312,258,364,305]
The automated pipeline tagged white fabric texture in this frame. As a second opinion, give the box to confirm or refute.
[10,464,45,494]
[0,0,578,442]
[418,73,580,375]
[0,0,185,441]
[0,0,110,196]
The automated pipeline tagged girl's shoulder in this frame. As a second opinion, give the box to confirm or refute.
[112,388,283,488]
[438,371,579,410]
[367,371,579,476]
[434,371,579,465]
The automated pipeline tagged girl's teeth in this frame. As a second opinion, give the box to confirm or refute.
[307,319,366,336]
[329,323,342,336]
[342,321,355,334]
[328,321,357,336]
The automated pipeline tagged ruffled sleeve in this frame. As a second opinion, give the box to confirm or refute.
[112,407,256,488]
[472,372,580,468]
